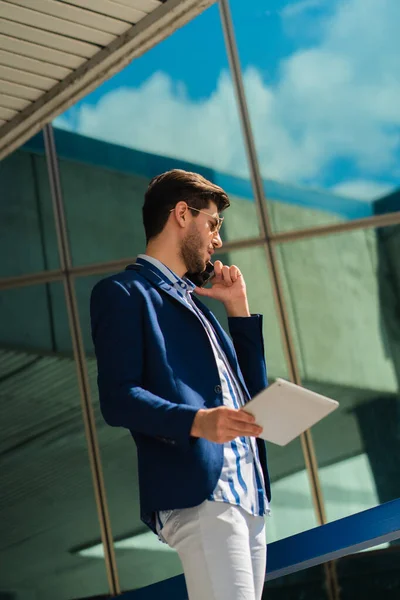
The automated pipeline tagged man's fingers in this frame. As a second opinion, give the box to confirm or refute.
[202,407,263,443]
[227,410,263,435]
[217,407,256,423]
[230,265,240,282]
[222,424,263,441]
[194,285,212,297]
[224,429,244,442]
[221,265,233,286]
[213,260,223,281]
[223,415,263,435]
[231,409,257,423]
[210,262,242,287]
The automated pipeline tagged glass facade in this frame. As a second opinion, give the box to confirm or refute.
[264,565,329,600]
[231,0,400,232]
[276,227,400,521]
[1,1,399,599]
[0,282,109,599]
[53,1,261,258]
[0,132,59,277]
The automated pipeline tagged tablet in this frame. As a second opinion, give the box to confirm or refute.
[243,378,339,446]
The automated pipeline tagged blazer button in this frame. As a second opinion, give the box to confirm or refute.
[214,385,222,394]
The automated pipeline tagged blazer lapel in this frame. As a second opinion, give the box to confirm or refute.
[126,262,195,313]
[126,262,251,399]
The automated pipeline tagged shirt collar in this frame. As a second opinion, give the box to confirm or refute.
[136,254,195,292]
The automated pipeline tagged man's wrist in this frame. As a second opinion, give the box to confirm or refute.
[224,300,251,318]
[190,409,206,438]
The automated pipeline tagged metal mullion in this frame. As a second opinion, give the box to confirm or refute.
[70,256,137,278]
[217,235,266,251]
[217,2,341,597]
[43,124,120,596]
[3,205,399,290]
[68,236,268,279]
[0,268,63,290]
[218,2,342,597]
[1,241,266,290]
[218,0,326,521]
[271,210,400,244]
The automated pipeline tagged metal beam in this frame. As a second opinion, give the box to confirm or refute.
[116,498,400,598]
[2,204,400,289]
[265,498,400,581]
[272,210,400,243]
[218,0,328,535]
[43,124,120,595]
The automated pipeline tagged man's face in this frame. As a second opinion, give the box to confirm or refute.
[179,201,222,274]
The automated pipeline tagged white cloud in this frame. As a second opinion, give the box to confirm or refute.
[55,0,400,200]
[332,180,395,201]
[281,0,326,19]
[53,114,71,130]
[55,71,250,179]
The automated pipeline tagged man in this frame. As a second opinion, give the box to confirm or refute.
[90,169,271,600]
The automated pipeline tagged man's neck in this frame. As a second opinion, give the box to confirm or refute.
[144,246,186,278]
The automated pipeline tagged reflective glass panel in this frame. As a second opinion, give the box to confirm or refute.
[75,272,183,591]
[0,283,108,599]
[231,0,400,233]
[0,132,60,276]
[276,225,400,520]
[54,4,262,268]
[211,247,318,541]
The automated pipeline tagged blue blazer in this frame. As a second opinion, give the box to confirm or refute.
[90,260,271,533]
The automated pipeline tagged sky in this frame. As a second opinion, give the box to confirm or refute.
[54,0,400,203]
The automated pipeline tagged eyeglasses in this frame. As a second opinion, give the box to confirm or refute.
[170,205,224,233]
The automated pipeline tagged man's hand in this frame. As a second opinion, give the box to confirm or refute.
[191,406,263,443]
[194,260,250,317]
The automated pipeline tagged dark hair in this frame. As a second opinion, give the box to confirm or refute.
[142,169,230,242]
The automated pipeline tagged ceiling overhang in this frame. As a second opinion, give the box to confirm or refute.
[0,0,216,160]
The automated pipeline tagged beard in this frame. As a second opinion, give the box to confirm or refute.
[180,223,206,274]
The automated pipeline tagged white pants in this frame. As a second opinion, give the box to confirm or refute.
[160,500,267,600]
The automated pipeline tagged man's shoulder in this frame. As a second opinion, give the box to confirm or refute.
[91,266,152,301]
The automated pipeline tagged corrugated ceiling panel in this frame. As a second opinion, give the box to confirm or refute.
[0,79,41,101]
[108,0,162,12]
[0,49,71,80]
[6,0,135,35]
[0,348,134,586]
[1,3,116,45]
[0,64,56,91]
[49,0,146,23]
[0,19,100,57]
[0,0,217,159]
[0,33,88,68]
[0,93,29,111]
[0,350,102,458]
[0,106,17,120]
[0,349,35,378]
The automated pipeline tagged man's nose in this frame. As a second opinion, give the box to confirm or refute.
[213,231,223,248]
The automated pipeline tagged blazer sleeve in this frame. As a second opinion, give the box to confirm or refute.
[90,278,199,449]
[227,314,268,398]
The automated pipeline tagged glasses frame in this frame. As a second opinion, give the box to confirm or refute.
[169,204,224,233]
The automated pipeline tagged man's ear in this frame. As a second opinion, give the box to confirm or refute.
[173,201,188,228]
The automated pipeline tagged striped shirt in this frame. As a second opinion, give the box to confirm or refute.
[135,255,270,535]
